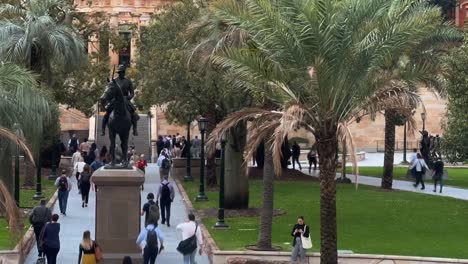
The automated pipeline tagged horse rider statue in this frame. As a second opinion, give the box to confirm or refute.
[101,64,139,137]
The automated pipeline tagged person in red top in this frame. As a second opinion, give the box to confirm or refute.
[137,154,148,173]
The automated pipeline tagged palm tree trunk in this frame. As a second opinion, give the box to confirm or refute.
[205,110,218,187]
[256,143,274,249]
[341,139,346,179]
[382,110,396,189]
[316,128,338,264]
[225,124,249,209]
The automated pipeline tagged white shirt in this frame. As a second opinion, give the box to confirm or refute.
[410,153,418,164]
[410,158,429,172]
[71,151,82,167]
[75,161,86,173]
[176,221,203,246]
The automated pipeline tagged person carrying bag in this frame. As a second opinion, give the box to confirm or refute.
[176,213,203,264]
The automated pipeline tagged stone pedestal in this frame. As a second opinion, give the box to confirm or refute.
[92,167,145,264]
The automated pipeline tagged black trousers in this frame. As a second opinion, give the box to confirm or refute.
[292,156,302,169]
[44,247,59,264]
[33,224,45,257]
[81,183,91,204]
[160,201,171,224]
[308,158,317,171]
[415,172,425,189]
[143,247,158,264]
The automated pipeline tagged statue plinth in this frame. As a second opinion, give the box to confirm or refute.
[92,167,144,263]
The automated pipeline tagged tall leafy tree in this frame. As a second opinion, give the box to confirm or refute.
[209,0,447,262]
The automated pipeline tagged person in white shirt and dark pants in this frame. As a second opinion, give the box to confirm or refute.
[176,213,203,264]
[410,153,430,190]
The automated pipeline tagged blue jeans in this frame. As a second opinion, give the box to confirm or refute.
[58,190,69,214]
[183,249,197,264]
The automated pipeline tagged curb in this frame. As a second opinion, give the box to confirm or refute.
[10,190,58,264]
[173,176,218,264]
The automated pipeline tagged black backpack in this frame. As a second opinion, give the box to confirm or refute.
[161,157,171,170]
[146,227,158,251]
[146,202,160,226]
[58,176,68,191]
[161,182,171,202]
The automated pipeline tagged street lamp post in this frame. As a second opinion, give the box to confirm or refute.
[195,117,208,202]
[214,134,229,229]
[184,117,193,181]
[421,112,426,132]
[13,123,20,206]
[48,139,59,180]
[33,153,44,200]
[402,120,409,164]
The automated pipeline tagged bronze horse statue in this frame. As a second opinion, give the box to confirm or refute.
[100,79,131,168]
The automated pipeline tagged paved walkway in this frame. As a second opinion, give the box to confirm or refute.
[25,164,210,264]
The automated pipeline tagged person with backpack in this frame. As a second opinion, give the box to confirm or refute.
[177,213,204,264]
[40,214,61,264]
[68,134,79,155]
[80,164,92,208]
[135,218,164,264]
[157,150,171,181]
[75,156,86,194]
[29,199,52,261]
[141,193,160,227]
[54,170,72,216]
[410,153,430,190]
[157,175,175,227]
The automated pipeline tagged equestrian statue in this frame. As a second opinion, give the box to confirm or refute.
[100,64,140,168]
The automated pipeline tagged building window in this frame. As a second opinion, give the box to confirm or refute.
[118,32,131,67]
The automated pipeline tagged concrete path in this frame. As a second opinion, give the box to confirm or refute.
[304,169,468,201]
[25,164,210,264]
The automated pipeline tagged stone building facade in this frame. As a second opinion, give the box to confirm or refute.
[62,0,449,155]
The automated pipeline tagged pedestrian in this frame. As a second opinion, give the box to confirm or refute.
[122,256,133,264]
[80,138,91,156]
[75,157,86,194]
[137,154,148,173]
[176,213,203,264]
[78,230,100,264]
[410,153,429,190]
[290,216,310,263]
[80,164,92,208]
[85,143,97,165]
[40,214,60,264]
[71,148,82,170]
[55,170,72,216]
[192,136,201,158]
[29,199,51,261]
[432,157,444,193]
[291,141,302,170]
[136,218,164,264]
[99,145,109,164]
[410,148,418,164]
[157,150,171,181]
[156,136,164,156]
[141,193,160,227]
[129,148,138,166]
[307,147,317,173]
[68,134,79,155]
[90,156,104,173]
[157,175,175,227]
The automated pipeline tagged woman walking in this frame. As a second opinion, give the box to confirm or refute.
[80,164,92,208]
[99,145,109,164]
[432,157,444,193]
[410,153,429,190]
[290,216,310,263]
[41,214,61,264]
[78,230,98,264]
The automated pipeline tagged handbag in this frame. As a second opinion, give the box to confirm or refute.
[300,225,313,249]
[177,224,198,255]
[94,242,103,262]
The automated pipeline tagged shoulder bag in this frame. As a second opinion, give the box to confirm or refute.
[177,224,198,255]
[94,241,103,262]
[301,225,313,249]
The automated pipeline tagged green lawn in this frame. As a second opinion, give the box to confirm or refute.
[182,179,468,259]
[0,218,31,250]
[340,166,468,189]
[20,177,56,208]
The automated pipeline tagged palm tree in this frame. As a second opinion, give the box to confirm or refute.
[208,0,450,262]
[380,28,461,189]
[0,63,50,241]
[0,0,85,82]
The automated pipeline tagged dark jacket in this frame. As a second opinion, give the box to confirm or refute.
[292,144,301,157]
[291,224,309,246]
[29,205,51,227]
[42,222,60,249]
